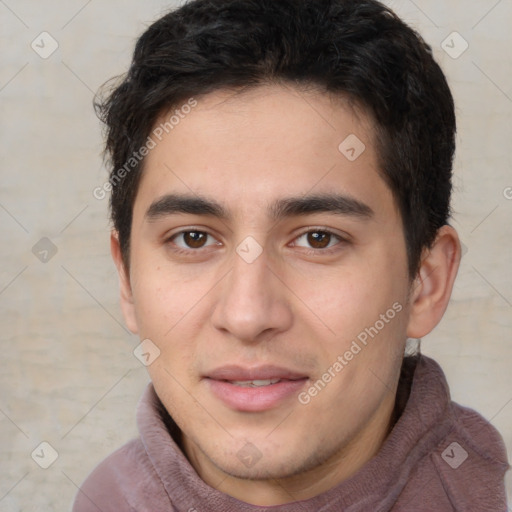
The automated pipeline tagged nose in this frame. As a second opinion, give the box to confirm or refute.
[211,246,293,343]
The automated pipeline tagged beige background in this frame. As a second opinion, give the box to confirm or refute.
[0,0,511,510]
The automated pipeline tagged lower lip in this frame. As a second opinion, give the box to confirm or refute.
[205,378,308,412]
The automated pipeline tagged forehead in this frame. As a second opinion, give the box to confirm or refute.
[133,84,396,222]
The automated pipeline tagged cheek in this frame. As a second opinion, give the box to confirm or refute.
[295,265,398,338]
[132,276,175,338]
[131,255,199,332]
[293,256,409,386]
[300,269,408,422]
[130,259,216,370]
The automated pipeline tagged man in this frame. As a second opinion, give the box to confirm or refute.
[74,0,509,510]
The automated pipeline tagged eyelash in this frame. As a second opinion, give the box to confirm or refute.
[166,228,220,256]
[166,227,348,256]
[292,228,347,255]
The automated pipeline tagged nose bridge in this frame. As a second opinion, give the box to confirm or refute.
[211,245,292,341]
[226,247,272,310]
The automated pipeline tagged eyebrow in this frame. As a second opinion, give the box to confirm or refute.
[145,193,374,222]
[146,194,228,220]
[269,194,373,220]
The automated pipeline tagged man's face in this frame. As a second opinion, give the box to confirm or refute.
[122,85,413,487]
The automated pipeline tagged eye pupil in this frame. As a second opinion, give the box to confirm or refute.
[307,231,330,249]
[184,231,206,248]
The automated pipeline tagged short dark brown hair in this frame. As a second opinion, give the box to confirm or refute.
[96,0,456,277]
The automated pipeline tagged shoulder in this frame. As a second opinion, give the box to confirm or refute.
[449,401,508,464]
[427,401,509,511]
[395,357,509,511]
[71,437,172,512]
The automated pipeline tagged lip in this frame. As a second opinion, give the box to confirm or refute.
[203,365,309,412]
[205,364,308,382]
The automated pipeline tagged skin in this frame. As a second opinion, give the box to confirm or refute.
[111,84,461,506]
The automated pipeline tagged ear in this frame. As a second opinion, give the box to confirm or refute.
[406,225,461,339]
[110,231,139,334]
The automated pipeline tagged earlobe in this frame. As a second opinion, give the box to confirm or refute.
[110,231,139,334]
[406,225,461,339]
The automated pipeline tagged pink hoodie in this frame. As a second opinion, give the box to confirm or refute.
[73,356,509,511]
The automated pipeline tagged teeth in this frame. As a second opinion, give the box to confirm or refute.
[231,379,281,387]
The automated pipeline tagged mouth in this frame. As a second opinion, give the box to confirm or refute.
[230,378,284,387]
[203,365,309,412]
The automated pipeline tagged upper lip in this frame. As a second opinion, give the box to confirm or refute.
[204,365,308,381]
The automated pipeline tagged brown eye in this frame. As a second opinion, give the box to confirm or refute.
[293,229,344,252]
[182,231,207,248]
[170,230,217,250]
[307,231,332,249]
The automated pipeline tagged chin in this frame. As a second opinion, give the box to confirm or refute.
[204,437,327,481]
[213,454,302,481]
